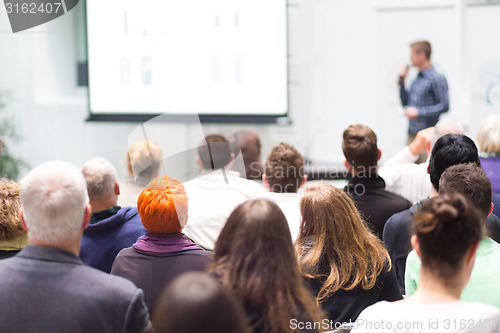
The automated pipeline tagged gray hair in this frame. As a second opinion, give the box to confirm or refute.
[20,161,89,244]
[82,157,118,200]
[430,119,464,150]
[477,114,500,155]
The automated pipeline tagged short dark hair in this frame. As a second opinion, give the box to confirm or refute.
[342,124,378,174]
[414,194,483,280]
[428,134,480,191]
[228,130,263,180]
[198,134,232,170]
[411,40,432,60]
[265,143,305,193]
[439,163,492,221]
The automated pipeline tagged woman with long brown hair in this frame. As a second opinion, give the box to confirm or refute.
[209,198,325,333]
[296,182,402,324]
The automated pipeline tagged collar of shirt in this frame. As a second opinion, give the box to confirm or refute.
[91,206,121,224]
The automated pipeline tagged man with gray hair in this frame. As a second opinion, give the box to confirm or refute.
[80,157,146,273]
[0,161,151,332]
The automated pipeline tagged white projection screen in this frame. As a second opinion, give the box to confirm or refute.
[86,0,288,122]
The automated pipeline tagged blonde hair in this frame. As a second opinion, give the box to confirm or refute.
[477,115,500,155]
[126,140,163,181]
[0,179,24,241]
[296,182,391,303]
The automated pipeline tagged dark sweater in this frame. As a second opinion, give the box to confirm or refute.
[344,174,412,239]
[80,206,146,273]
[305,263,402,325]
[111,241,212,314]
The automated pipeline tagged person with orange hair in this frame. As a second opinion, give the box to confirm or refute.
[111,176,212,314]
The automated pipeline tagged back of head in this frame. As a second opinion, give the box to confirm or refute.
[414,193,483,279]
[126,140,163,181]
[264,143,305,193]
[439,163,492,221]
[410,40,432,60]
[297,182,389,297]
[20,161,89,244]
[477,114,500,156]
[198,134,232,170]
[212,198,321,333]
[0,179,24,242]
[342,124,378,175]
[137,176,187,234]
[152,272,249,333]
[81,157,118,201]
[428,134,480,191]
[229,130,263,180]
[430,119,464,150]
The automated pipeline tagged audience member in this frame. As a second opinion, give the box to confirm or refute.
[118,140,163,207]
[352,194,500,333]
[111,176,212,314]
[0,179,26,259]
[80,157,146,273]
[342,124,411,238]
[152,272,250,333]
[0,161,151,333]
[477,114,500,194]
[208,199,324,333]
[383,134,500,293]
[296,182,402,324]
[261,143,306,241]
[379,119,463,203]
[405,164,500,309]
[228,130,264,180]
[182,134,266,250]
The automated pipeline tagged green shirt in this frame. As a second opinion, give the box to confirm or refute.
[405,238,500,309]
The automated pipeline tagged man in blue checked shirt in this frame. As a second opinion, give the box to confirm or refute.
[399,41,449,147]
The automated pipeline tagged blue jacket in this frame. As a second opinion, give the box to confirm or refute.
[80,206,147,273]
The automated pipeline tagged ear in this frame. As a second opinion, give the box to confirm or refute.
[411,235,422,258]
[300,174,308,189]
[115,182,120,196]
[19,209,28,232]
[427,164,430,174]
[82,204,91,230]
[344,160,353,173]
[262,174,270,191]
[465,241,479,266]
[489,202,494,217]
[195,156,203,169]
[377,148,382,161]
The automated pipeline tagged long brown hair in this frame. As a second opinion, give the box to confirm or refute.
[209,199,324,333]
[296,182,391,303]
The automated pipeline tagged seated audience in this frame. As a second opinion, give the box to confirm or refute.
[261,143,306,241]
[0,161,151,332]
[342,124,411,238]
[477,114,500,194]
[352,194,500,333]
[182,134,266,250]
[406,164,500,309]
[0,179,26,259]
[379,119,463,204]
[228,130,264,180]
[112,176,212,313]
[383,134,500,294]
[152,272,250,333]
[296,182,402,324]
[118,140,163,207]
[208,199,324,333]
[80,157,146,273]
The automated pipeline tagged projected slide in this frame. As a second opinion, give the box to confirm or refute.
[86,0,288,117]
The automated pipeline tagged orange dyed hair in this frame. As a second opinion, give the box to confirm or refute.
[137,176,188,234]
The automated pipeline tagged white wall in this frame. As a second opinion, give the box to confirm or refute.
[0,0,499,181]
